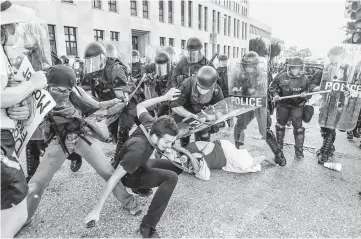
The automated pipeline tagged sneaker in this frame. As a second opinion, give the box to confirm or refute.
[139,225,161,238]
[70,158,82,172]
[347,131,353,140]
[294,155,304,161]
[353,130,360,138]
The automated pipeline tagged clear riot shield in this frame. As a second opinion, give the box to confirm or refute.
[227,57,268,141]
[319,44,361,131]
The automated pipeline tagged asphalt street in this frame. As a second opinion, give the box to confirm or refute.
[17,101,361,238]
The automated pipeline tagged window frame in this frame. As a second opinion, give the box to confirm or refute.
[108,0,117,12]
[181,39,186,49]
[198,4,202,30]
[188,1,193,28]
[169,38,174,47]
[48,24,57,54]
[110,31,119,41]
[168,0,173,23]
[64,26,78,56]
[94,29,104,42]
[159,0,164,22]
[92,0,102,9]
[204,6,208,32]
[143,0,149,18]
[160,37,166,46]
[130,0,137,16]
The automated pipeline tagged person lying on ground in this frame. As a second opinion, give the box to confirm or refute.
[158,139,276,180]
[84,88,183,238]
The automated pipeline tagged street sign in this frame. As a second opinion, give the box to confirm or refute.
[352,31,361,44]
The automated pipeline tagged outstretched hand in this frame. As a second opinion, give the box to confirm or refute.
[164,88,181,101]
[84,209,100,228]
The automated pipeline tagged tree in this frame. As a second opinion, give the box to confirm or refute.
[298,48,312,58]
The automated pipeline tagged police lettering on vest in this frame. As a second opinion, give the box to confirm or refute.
[230,96,263,107]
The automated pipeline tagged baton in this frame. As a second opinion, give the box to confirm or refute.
[208,52,219,66]
[278,90,331,100]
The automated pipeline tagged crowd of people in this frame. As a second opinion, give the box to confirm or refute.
[1,1,360,238]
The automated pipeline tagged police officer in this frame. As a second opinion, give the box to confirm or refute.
[270,57,318,160]
[216,54,229,98]
[232,52,267,150]
[60,55,69,66]
[170,37,214,88]
[170,66,224,147]
[131,50,143,82]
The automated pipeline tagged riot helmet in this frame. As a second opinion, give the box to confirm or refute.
[328,46,344,64]
[132,50,140,63]
[287,57,304,77]
[218,54,228,67]
[155,51,171,76]
[186,37,203,63]
[196,66,217,91]
[83,42,107,74]
[163,46,175,62]
[241,51,259,75]
[60,55,69,65]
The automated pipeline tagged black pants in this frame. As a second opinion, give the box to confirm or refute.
[121,159,182,228]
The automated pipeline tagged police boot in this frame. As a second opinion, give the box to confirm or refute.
[25,141,40,183]
[316,129,327,157]
[318,132,336,164]
[234,126,245,149]
[111,128,129,169]
[294,127,305,160]
[353,129,360,138]
[180,136,191,148]
[69,153,82,172]
[275,123,286,150]
[266,129,286,166]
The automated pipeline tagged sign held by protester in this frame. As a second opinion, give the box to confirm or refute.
[12,57,55,158]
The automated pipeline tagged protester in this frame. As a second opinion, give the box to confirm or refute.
[26,65,140,225]
[1,1,46,237]
[160,140,275,180]
[85,88,182,238]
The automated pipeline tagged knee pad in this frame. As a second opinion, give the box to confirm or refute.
[276,123,285,131]
[293,127,305,135]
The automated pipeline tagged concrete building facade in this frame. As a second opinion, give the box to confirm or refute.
[14,0,271,63]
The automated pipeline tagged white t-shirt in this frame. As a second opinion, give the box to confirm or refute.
[0,46,15,130]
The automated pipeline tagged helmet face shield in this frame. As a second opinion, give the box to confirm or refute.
[187,50,202,63]
[155,62,170,76]
[84,54,107,74]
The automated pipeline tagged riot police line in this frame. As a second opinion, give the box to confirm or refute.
[2,2,361,238]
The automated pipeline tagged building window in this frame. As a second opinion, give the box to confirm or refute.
[217,44,220,54]
[245,8,247,16]
[61,0,74,3]
[212,10,215,32]
[228,46,230,57]
[92,0,101,9]
[204,7,208,31]
[110,31,119,41]
[64,26,77,56]
[188,1,193,28]
[169,38,174,47]
[233,47,236,58]
[168,0,173,23]
[198,4,202,30]
[181,0,185,26]
[160,37,165,46]
[217,12,220,33]
[237,20,240,38]
[204,43,208,59]
[132,36,139,50]
[108,0,117,12]
[94,29,104,42]
[223,45,226,55]
[245,22,248,39]
[242,21,244,39]
[48,25,57,54]
[143,1,149,18]
[237,47,239,57]
[224,15,227,35]
[159,0,164,22]
[228,16,231,36]
[234,18,236,37]
[131,0,137,16]
[181,40,186,49]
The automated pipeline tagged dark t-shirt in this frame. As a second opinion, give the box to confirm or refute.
[185,140,227,169]
[118,112,155,174]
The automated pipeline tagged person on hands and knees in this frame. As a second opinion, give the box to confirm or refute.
[85,88,182,238]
